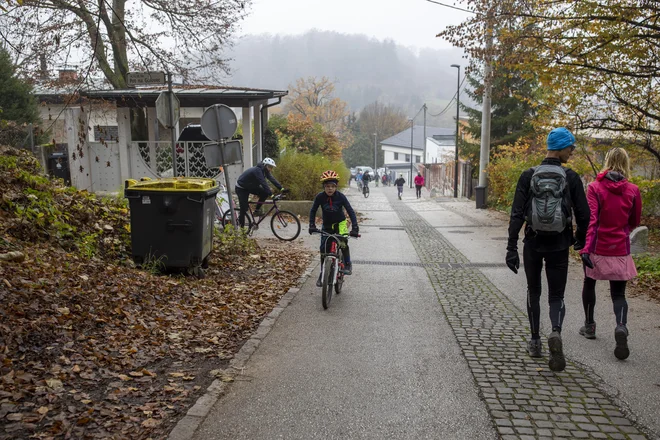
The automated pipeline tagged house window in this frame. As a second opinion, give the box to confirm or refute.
[415,155,421,163]
[405,154,410,162]
[394,152,399,160]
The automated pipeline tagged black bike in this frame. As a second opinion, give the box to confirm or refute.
[312,230,359,309]
[222,192,301,241]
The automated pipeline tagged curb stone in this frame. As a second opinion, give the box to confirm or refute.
[167,257,318,440]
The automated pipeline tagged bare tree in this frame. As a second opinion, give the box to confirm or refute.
[0,0,251,87]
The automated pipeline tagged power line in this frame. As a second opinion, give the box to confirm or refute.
[428,75,467,117]
[424,0,477,15]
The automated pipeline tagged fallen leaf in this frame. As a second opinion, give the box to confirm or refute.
[37,406,49,415]
[141,418,161,428]
[45,378,63,390]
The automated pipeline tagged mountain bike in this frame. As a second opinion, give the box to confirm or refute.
[312,230,359,309]
[362,181,370,198]
[222,191,301,241]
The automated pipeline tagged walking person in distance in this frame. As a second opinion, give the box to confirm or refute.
[506,127,590,372]
[578,148,642,360]
[394,174,406,200]
[414,172,425,199]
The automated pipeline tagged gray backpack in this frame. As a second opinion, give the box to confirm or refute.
[527,164,571,234]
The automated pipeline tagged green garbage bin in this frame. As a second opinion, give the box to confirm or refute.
[124,177,219,274]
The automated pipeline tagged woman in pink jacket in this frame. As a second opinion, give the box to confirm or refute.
[414,172,425,199]
[579,147,642,360]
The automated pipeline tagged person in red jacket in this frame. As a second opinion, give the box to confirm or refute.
[579,147,642,360]
[414,172,425,199]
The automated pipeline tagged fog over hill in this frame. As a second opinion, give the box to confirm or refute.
[224,30,468,127]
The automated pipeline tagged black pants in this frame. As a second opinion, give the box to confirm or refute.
[523,244,569,338]
[581,275,628,326]
[415,184,422,198]
[235,186,269,228]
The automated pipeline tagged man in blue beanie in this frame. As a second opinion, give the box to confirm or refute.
[506,127,590,371]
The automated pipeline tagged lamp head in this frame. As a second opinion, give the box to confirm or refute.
[451,64,460,68]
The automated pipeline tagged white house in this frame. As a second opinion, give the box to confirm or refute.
[380,125,456,183]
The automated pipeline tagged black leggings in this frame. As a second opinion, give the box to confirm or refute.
[235,186,269,228]
[523,245,569,339]
[582,276,628,326]
[415,185,422,197]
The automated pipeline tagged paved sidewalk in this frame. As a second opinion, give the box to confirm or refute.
[186,186,659,440]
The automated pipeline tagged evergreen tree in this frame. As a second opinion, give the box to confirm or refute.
[0,49,39,124]
[460,65,537,169]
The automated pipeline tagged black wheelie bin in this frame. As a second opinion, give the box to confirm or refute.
[124,177,219,277]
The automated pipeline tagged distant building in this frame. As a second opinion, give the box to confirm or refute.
[380,125,456,183]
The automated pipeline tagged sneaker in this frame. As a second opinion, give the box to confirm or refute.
[579,322,597,339]
[342,262,352,275]
[527,339,542,358]
[548,331,566,372]
[315,272,322,287]
[614,324,630,360]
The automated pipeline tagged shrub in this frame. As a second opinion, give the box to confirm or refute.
[487,142,544,212]
[273,151,349,200]
[487,141,597,213]
[629,177,660,216]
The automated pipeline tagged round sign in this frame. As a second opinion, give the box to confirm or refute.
[200,104,238,141]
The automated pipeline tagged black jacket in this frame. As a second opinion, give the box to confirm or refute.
[394,177,405,186]
[507,157,590,253]
[236,162,282,195]
[309,191,358,230]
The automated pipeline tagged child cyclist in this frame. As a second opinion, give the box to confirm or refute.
[308,170,360,287]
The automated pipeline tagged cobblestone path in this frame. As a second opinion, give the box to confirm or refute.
[388,194,651,440]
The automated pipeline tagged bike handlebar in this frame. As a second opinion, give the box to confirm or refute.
[311,230,360,238]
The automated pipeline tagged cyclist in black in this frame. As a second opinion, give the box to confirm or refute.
[362,171,372,195]
[309,170,359,287]
[506,127,590,372]
[235,157,284,228]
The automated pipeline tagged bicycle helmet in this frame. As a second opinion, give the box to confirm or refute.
[263,157,276,167]
[320,170,339,184]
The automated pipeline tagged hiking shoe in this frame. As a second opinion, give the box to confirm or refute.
[342,262,352,275]
[579,322,597,339]
[548,331,566,372]
[315,272,322,287]
[527,339,542,358]
[614,324,630,360]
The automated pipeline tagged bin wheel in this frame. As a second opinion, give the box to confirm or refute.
[193,267,206,279]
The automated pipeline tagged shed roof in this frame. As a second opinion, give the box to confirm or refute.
[35,84,288,107]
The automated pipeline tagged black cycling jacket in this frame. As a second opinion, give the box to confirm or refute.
[309,191,358,230]
[507,157,590,253]
[236,162,282,195]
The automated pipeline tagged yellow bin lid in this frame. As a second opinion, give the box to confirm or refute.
[124,177,218,192]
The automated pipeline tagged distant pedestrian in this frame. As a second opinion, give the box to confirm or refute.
[394,174,405,200]
[578,148,642,361]
[506,127,590,372]
[414,172,424,199]
[382,174,388,186]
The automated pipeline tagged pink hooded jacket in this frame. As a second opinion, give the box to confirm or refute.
[581,170,642,256]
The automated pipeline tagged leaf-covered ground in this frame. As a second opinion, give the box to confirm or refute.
[0,147,313,439]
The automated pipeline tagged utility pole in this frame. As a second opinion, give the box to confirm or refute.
[167,72,177,177]
[423,103,427,165]
[409,118,414,188]
[476,11,494,209]
[373,132,377,171]
[451,64,461,198]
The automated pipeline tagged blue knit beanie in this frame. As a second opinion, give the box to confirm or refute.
[547,127,575,151]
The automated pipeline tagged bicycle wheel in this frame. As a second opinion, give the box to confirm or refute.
[321,257,334,309]
[270,210,301,241]
[364,186,370,198]
[334,251,344,295]
[222,209,253,232]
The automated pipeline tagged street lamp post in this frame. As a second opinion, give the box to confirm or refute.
[451,64,460,198]
[373,132,377,171]
[409,118,414,188]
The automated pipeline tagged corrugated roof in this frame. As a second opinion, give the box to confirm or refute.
[381,125,455,150]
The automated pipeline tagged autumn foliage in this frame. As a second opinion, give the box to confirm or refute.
[0,146,312,438]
